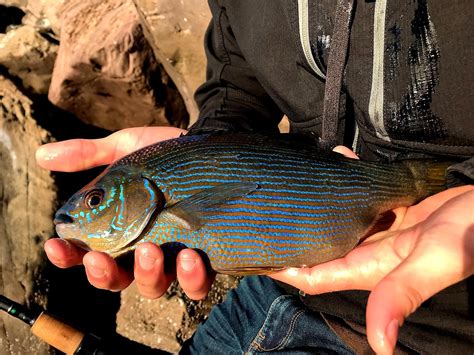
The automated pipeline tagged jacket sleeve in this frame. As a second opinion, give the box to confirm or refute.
[446,157,474,186]
[188,0,283,135]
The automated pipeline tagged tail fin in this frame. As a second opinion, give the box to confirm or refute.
[402,161,452,198]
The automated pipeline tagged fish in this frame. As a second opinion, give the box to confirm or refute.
[54,133,450,275]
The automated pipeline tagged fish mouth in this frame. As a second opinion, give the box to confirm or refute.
[54,211,82,243]
[54,219,92,252]
[54,220,78,239]
[54,212,74,225]
[54,211,75,239]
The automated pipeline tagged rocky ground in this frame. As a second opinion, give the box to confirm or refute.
[0,1,245,354]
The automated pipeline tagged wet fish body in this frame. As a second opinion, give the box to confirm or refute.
[54,133,447,274]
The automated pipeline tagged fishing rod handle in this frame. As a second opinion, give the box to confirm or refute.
[31,312,85,355]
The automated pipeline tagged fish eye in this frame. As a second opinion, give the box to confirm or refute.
[85,189,104,209]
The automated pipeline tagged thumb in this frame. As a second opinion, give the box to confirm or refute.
[366,191,474,354]
[36,127,186,172]
[365,231,466,354]
[366,274,419,354]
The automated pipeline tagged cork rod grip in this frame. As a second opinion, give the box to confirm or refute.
[31,312,85,355]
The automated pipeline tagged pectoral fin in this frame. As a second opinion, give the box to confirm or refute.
[158,182,258,230]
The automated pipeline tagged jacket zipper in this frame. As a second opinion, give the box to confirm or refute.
[298,0,326,80]
[368,0,390,141]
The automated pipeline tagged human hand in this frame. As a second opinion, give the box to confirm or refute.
[38,127,214,300]
[271,149,474,354]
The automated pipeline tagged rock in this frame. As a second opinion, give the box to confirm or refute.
[116,275,240,352]
[0,75,56,355]
[22,0,67,37]
[1,0,67,37]
[134,0,211,125]
[0,25,58,94]
[0,4,25,33]
[117,283,186,353]
[49,0,188,131]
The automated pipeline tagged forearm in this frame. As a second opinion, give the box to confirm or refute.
[188,0,283,135]
[189,85,283,135]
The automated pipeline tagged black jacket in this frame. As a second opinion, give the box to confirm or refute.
[189,1,474,353]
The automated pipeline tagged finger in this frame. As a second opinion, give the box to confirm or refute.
[332,145,359,159]
[395,185,474,230]
[366,229,468,354]
[176,249,215,300]
[103,127,187,163]
[36,138,105,172]
[44,239,87,268]
[134,243,175,299]
[270,232,403,295]
[36,127,186,172]
[83,252,133,291]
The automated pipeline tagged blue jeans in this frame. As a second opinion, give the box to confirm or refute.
[181,276,354,354]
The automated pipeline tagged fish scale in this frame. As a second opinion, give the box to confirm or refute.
[55,133,450,275]
[137,135,406,272]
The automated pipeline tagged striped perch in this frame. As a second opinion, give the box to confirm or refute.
[54,133,449,275]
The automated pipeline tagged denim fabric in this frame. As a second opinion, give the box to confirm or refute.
[180,276,354,354]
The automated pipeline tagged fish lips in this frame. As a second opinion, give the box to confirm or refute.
[54,208,93,250]
[54,223,92,250]
[54,214,76,237]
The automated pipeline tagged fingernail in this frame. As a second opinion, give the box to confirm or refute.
[36,145,59,162]
[138,251,157,271]
[56,238,73,251]
[180,257,196,272]
[45,239,71,263]
[86,261,106,278]
[35,146,46,161]
[44,243,56,258]
[385,319,400,351]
